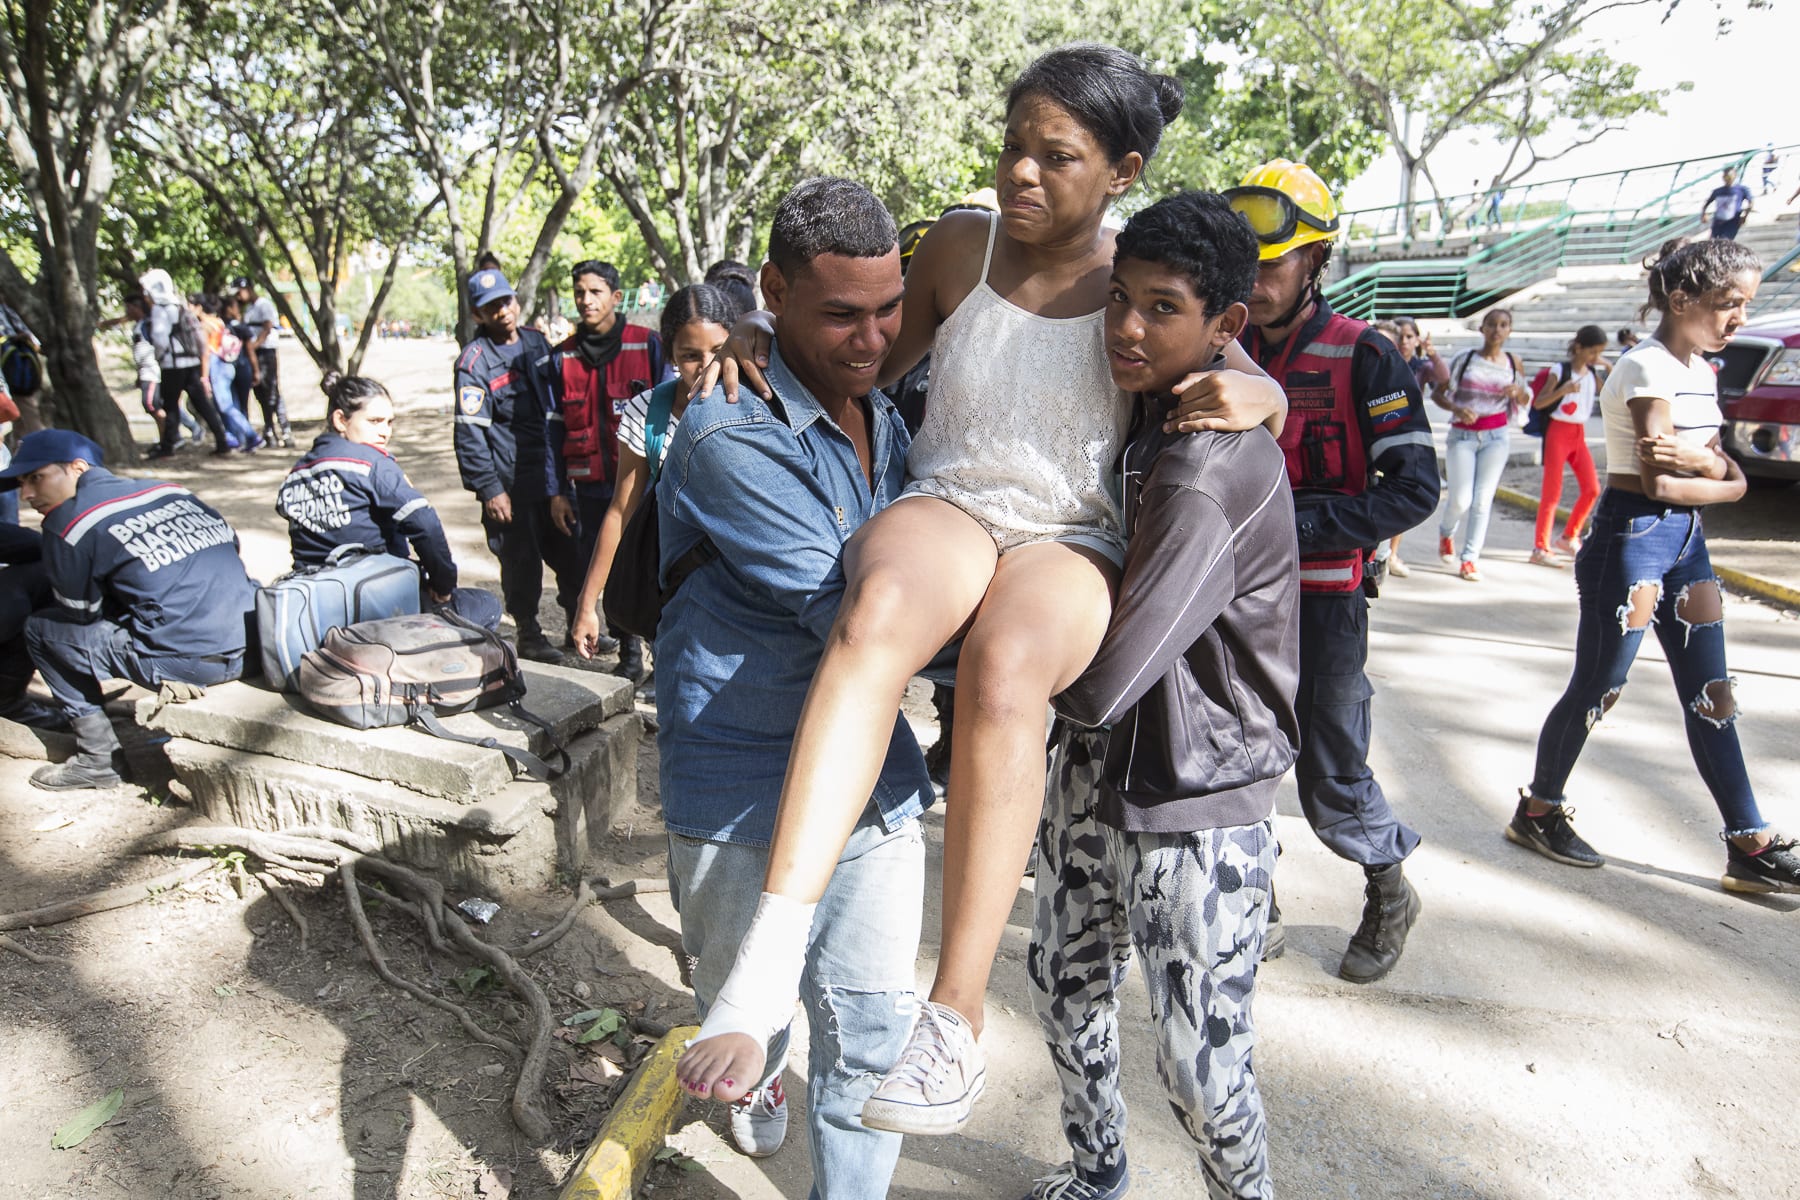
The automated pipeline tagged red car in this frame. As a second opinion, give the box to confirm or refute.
[1717,314,1800,487]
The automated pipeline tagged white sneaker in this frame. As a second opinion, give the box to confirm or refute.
[1387,554,1410,578]
[860,1001,986,1135]
[727,1075,788,1158]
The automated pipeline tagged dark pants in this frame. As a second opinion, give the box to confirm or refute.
[25,610,243,720]
[483,498,582,635]
[1710,218,1744,241]
[1294,592,1420,867]
[253,348,288,436]
[0,563,48,706]
[0,489,17,526]
[158,366,228,452]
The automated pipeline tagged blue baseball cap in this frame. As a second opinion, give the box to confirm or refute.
[0,429,105,490]
[468,269,516,310]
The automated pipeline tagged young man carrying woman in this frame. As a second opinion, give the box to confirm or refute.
[677,44,1287,1133]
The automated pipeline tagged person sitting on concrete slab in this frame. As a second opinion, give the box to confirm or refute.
[4,430,258,790]
[279,371,500,629]
[0,522,62,729]
[1033,191,1298,1200]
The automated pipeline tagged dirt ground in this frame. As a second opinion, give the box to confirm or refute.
[0,338,764,1199]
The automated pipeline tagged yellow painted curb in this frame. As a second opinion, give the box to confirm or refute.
[559,1025,699,1200]
[1494,485,1800,608]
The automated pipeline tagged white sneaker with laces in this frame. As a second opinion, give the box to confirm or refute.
[727,1075,788,1158]
[860,1000,985,1135]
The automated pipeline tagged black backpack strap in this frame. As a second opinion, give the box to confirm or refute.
[411,705,566,782]
[660,536,719,607]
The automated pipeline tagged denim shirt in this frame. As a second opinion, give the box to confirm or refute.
[655,342,931,847]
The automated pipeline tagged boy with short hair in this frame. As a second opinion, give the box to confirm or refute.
[1028,191,1300,1200]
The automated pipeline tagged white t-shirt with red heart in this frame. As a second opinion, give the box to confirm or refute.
[1551,366,1599,425]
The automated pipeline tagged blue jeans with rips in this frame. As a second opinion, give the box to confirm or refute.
[667,805,924,1200]
[1530,490,1765,836]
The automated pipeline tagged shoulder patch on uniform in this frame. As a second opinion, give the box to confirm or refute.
[1366,390,1409,418]
[459,386,485,416]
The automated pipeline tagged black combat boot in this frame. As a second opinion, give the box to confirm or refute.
[29,711,125,791]
[1338,862,1420,984]
[614,634,646,683]
[516,623,565,665]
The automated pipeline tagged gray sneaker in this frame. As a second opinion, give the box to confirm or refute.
[860,1000,985,1135]
[727,1075,788,1158]
[1023,1164,1129,1200]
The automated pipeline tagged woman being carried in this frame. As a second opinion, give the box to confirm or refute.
[678,43,1286,1135]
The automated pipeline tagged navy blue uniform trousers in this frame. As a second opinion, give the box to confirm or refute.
[25,611,243,719]
[1294,592,1420,867]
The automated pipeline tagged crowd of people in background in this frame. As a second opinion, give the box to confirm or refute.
[2,46,1798,1200]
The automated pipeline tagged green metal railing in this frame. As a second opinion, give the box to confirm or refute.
[1339,144,1794,253]
[1325,144,1794,321]
[1753,242,1800,320]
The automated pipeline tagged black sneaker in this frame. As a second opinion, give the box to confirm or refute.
[1722,835,1800,895]
[516,631,565,665]
[1504,791,1604,867]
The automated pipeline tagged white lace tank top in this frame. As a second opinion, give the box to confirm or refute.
[903,215,1128,548]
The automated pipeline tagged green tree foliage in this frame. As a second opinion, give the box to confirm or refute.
[1259,0,1684,222]
[0,0,188,457]
[131,9,431,375]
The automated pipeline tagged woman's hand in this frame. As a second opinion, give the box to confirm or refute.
[1166,369,1284,434]
[1452,405,1477,425]
[570,603,603,660]
[1638,432,1725,477]
[692,312,775,404]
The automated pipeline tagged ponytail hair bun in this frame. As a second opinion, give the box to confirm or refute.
[1006,44,1183,167]
[1639,236,1761,322]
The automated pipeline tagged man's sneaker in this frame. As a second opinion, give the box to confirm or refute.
[1438,536,1456,564]
[860,1000,985,1135]
[1504,791,1604,867]
[1022,1163,1129,1200]
[727,1076,788,1158]
[1722,835,1800,895]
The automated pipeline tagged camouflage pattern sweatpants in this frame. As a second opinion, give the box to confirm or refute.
[1028,729,1277,1200]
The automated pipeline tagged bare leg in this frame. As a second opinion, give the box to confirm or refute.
[929,542,1116,1034]
[678,497,998,1101]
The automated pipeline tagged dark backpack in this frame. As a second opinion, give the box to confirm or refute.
[296,610,568,781]
[602,380,717,640]
[0,337,42,398]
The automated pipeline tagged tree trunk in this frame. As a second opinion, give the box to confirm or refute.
[37,320,137,464]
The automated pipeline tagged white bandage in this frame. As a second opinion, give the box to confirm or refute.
[695,892,817,1046]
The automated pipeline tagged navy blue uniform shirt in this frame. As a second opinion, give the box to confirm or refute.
[277,432,458,594]
[41,468,255,658]
[452,328,552,503]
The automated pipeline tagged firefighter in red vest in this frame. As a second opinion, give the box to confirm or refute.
[1227,161,1440,983]
[539,259,665,680]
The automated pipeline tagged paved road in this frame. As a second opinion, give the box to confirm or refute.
[651,498,1800,1200]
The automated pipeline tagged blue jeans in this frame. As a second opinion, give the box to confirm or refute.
[1439,426,1510,563]
[667,807,924,1200]
[1530,491,1764,836]
[210,359,256,447]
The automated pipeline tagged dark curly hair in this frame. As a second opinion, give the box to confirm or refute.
[1007,44,1184,166]
[1640,236,1762,322]
[1113,190,1259,317]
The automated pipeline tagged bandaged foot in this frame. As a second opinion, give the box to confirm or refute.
[678,892,816,1103]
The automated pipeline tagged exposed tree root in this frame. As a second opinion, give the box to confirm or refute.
[0,933,70,964]
[253,870,310,951]
[0,858,215,931]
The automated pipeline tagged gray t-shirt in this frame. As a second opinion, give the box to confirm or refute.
[243,296,279,349]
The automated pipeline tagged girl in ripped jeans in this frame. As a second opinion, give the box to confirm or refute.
[1508,235,1800,895]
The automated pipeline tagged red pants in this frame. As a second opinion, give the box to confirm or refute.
[1536,419,1599,549]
